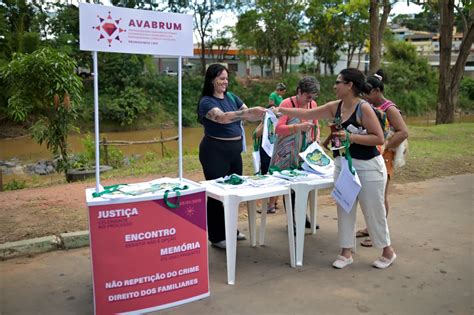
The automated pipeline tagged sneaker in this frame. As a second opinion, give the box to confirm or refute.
[237,232,246,241]
[211,240,226,249]
[332,255,354,269]
[373,253,397,269]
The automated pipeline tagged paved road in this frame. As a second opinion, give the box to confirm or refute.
[1,174,473,315]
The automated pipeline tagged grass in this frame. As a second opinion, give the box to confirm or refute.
[2,122,473,189]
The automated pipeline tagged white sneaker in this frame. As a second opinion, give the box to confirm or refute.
[332,255,354,269]
[237,232,246,241]
[211,240,226,249]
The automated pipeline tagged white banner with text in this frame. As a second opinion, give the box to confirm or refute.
[79,3,193,56]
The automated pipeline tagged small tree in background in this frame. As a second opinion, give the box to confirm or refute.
[2,47,82,174]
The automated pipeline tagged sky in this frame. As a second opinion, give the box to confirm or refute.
[391,2,424,16]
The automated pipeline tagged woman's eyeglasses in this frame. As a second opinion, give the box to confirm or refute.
[335,80,348,85]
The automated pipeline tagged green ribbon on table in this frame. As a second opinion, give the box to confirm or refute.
[163,185,189,209]
[92,184,127,198]
[268,165,299,176]
[222,174,245,185]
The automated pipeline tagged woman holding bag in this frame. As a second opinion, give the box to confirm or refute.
[272,68,396,269]
[271,76,320,229]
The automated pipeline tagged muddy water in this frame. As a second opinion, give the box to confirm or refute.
[1,113,473,163]
[0,124,260,163]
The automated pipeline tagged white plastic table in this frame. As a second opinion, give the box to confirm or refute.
[200,181,295,285]
[289,177,334,266]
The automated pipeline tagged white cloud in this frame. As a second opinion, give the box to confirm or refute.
[391,2,423,16]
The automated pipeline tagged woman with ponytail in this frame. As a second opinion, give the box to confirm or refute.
[356,69,409,247]
[272,68,397,269]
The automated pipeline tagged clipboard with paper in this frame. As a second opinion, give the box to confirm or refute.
[331,131,361,213]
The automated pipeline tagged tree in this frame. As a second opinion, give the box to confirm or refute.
[436,0,474,124]
[234,10,270,77]
[306,0,345,75]
[259,0,303,74]
[340,0,370,68]
[2,48,83,173]
[368,0,391,73]
[207,26,232,62]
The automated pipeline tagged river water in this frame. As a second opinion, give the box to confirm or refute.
[0,124,259,163]
[1,113,473,164]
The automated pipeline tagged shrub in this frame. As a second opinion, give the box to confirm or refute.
[100,87,150,126]
[4,179,26,191]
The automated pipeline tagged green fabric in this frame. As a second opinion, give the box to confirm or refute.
[252,129,261,152]
[221,174,245,185]
[92,184,127,198]
[163,185,189,209]
[342,130,355,175]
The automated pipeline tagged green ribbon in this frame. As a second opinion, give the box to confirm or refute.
[222,174,245,185]
[342,130,355,175]
[268,165,299,176]
[92,184,127,198]
[163,185,189,209]
[252,129,261,152]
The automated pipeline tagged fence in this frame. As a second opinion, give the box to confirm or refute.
[100,132,178,164]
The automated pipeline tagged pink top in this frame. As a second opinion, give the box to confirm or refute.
[275,96,320,142]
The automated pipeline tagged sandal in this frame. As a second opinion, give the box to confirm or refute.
[360,238,373,247]
[332,255,353,269]
[373,253,397,269]
[356,229,369,238]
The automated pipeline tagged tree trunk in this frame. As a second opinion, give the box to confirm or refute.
[436,0,455,124]
[201,38,206,75]
[436,3,474,124]
[369,0,391,74]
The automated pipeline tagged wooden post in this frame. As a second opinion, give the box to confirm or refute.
[160,131,164,158]
[103,136,109,165]
[0,169,3,192]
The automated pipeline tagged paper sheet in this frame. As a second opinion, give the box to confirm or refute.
[331,159,361,213]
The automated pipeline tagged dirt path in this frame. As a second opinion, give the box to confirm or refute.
[0,170,462,244]
[1,172,205,243]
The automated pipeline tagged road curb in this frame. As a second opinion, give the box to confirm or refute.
[1,235,61,260]
[60,231,90,249]
[0,231,90,260]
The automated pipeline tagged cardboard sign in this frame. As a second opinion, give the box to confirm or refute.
[88,191,209,314]
[79,3,193,56]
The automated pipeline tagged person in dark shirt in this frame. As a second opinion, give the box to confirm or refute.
[273,68,396,269]
[197,64,266,249]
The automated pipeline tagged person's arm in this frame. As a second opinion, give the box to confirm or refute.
[384,106,408,150]
[205,106,266,124]
[275,100,338,121]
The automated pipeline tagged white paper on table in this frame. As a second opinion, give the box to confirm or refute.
[261,110,278,157]
[331,159,361,213]
[246,175,288,187]
[252,150,260,174]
